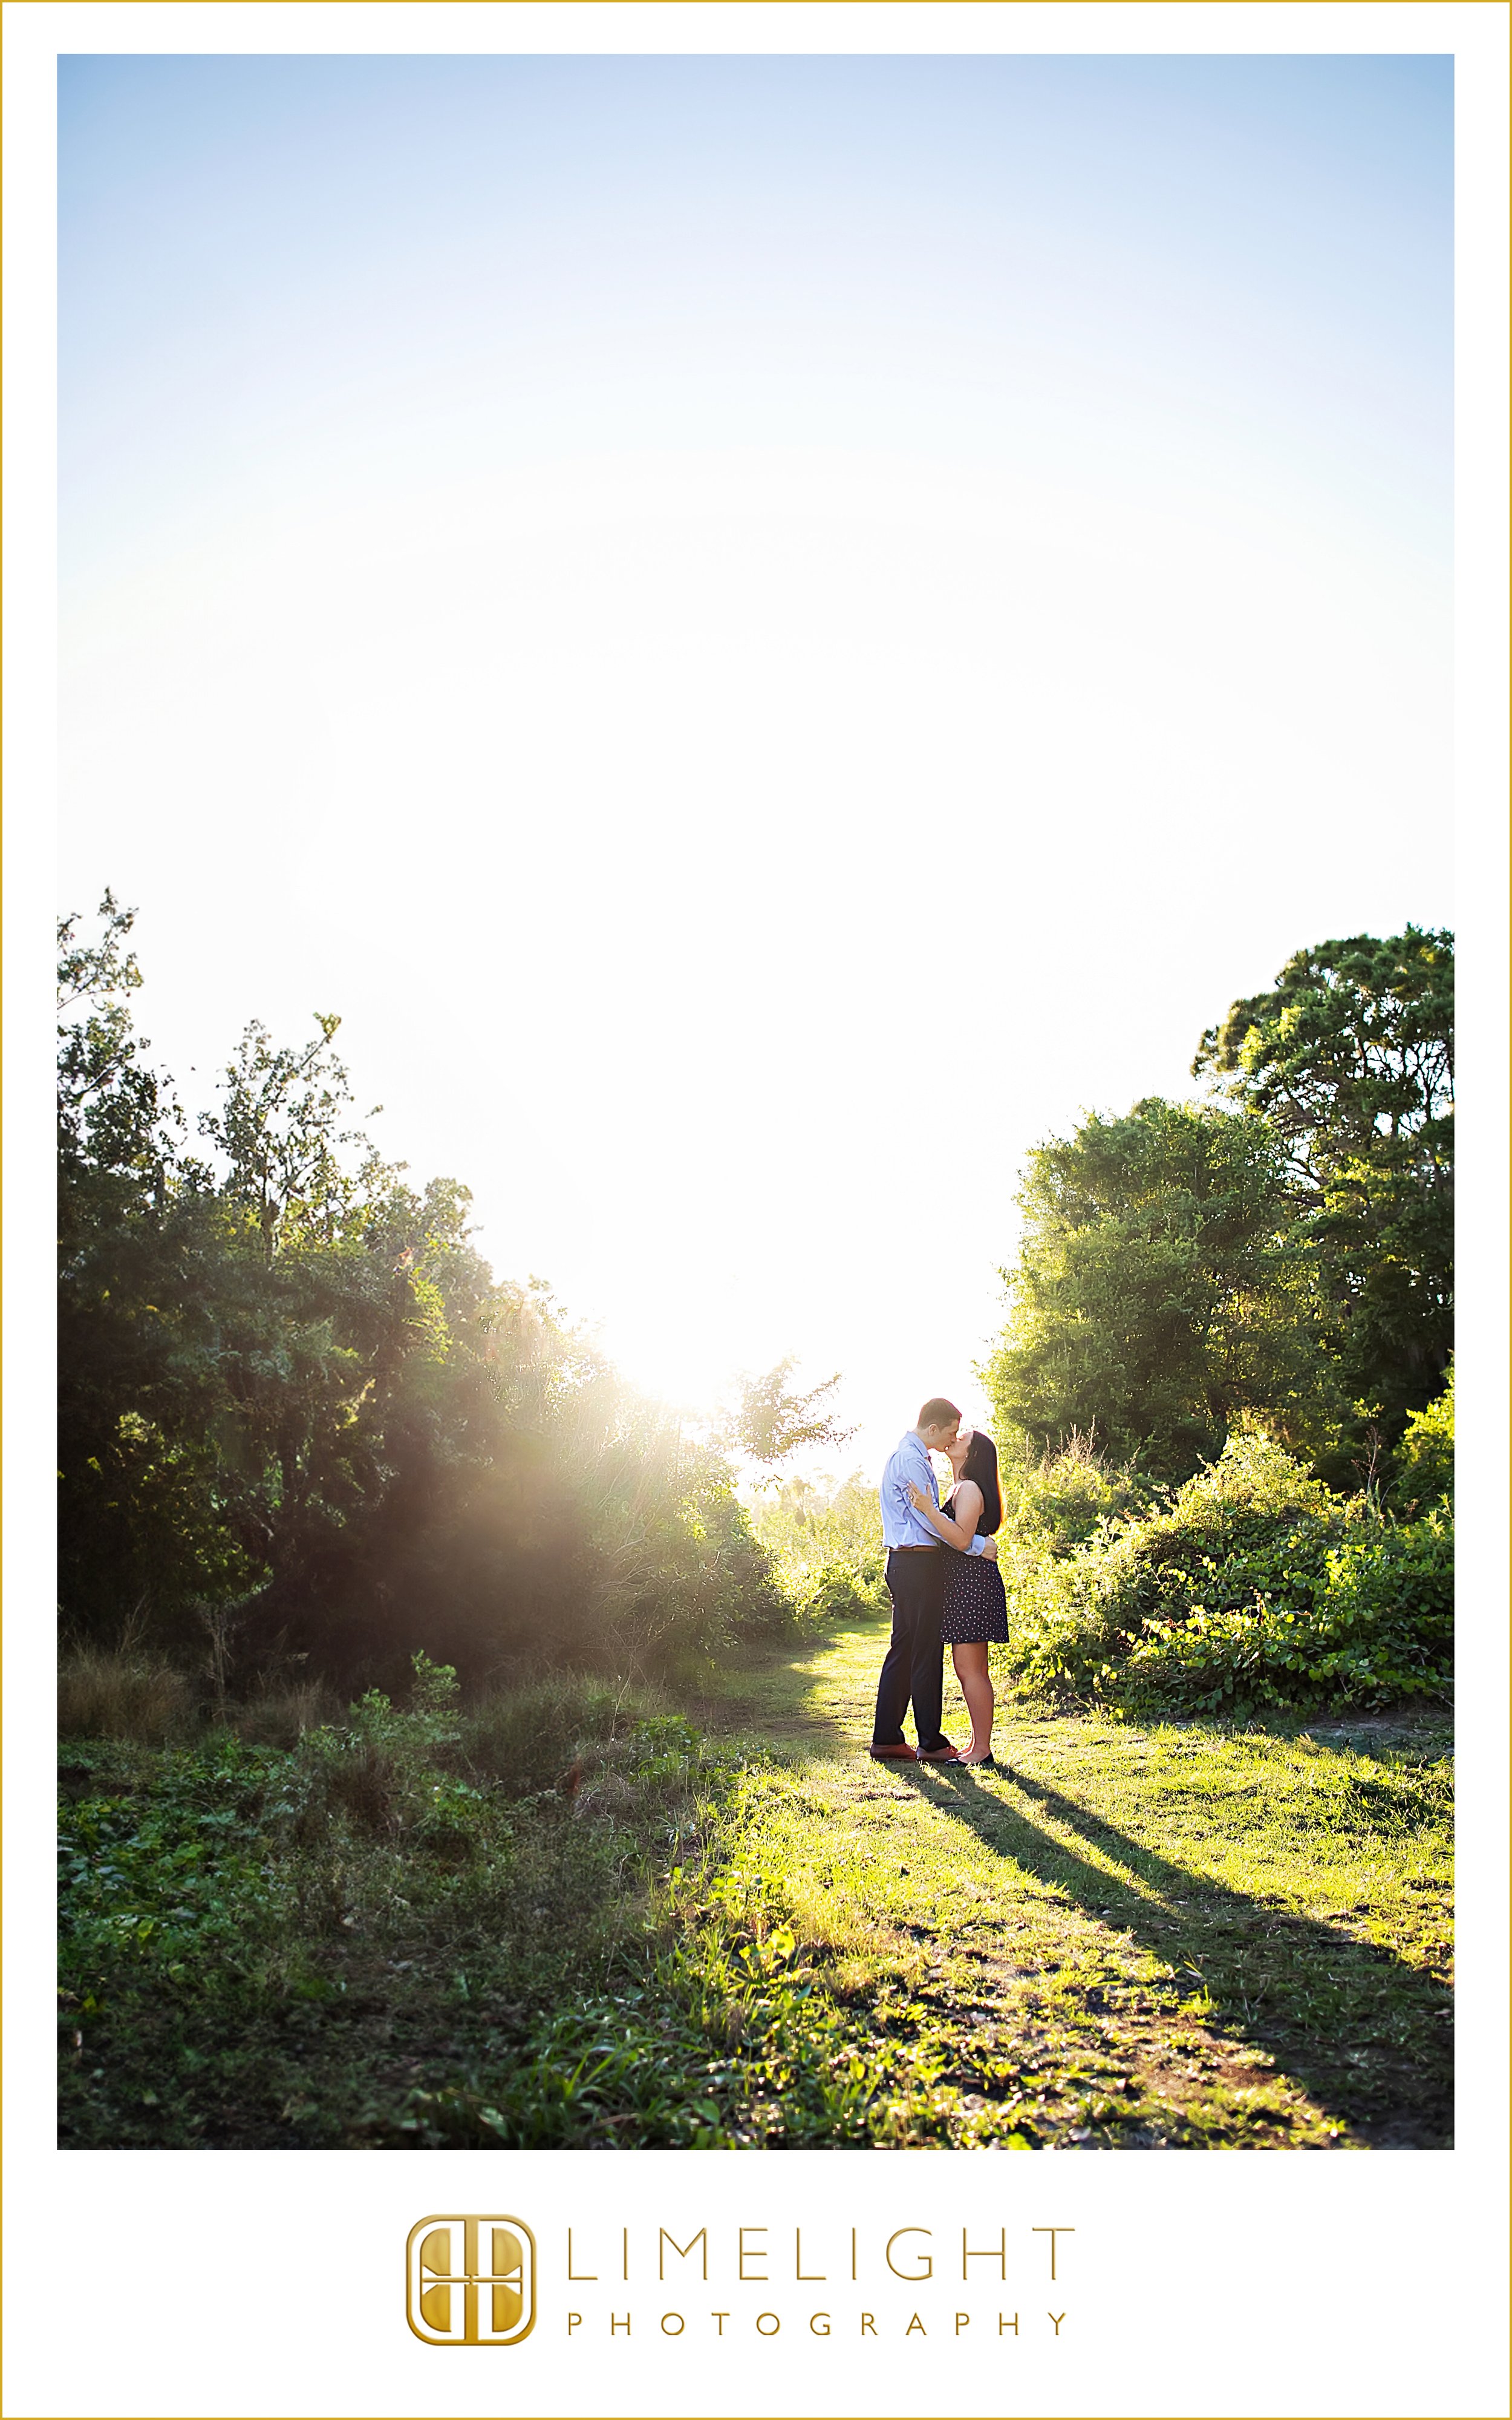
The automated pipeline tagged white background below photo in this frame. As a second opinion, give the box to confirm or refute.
[7,4,1508,2419]
[8,2148,1511,2420]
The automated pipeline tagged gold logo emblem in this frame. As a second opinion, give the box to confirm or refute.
[406,2215,536,2346]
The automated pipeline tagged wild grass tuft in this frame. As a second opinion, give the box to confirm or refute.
[57,1645,195,1744]
[226,1681,340,1747]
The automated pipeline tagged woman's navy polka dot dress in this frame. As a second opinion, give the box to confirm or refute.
[939,1493,1011,1643]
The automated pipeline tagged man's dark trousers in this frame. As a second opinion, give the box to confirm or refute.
[872,1547,948,1751]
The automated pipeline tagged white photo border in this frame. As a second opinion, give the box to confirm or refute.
[7,8,1507,2418]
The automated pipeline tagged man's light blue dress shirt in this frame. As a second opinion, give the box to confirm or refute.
[880,1431,990,1554]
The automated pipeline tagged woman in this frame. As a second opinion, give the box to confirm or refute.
[907,1427,1009,1768]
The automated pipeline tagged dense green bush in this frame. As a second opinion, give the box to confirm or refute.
[784,1554,889,1624]
[999,1430,1162,1557]
[1390,1366,1453,1510]
[1113,1511,1453,1716]
[1009,1434,1452,1717]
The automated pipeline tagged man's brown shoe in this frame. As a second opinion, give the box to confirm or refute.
[868,1743,917,1760]
[916,1741,962,1762]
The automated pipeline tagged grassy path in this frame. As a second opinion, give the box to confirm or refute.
[690,1617,1453,2149]
[57,1626,1452,2150]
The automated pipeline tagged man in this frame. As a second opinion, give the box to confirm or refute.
[870,1396,997,1763]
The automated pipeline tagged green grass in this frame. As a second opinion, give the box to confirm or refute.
[683,1623,1452,2147]
[58,1623,1452,2150]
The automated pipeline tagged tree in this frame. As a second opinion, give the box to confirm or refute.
[983,1097,1337,1482]
[1193,927,1453,1436]
[722,1358,858,1471]
[57,892,181,1196]
[56,896,787,1679]
[197,1014,385,1264]
[57,898,226,1627]
[56,905,450,1638]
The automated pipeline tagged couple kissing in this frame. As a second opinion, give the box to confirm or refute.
[870,1395,1009,1771]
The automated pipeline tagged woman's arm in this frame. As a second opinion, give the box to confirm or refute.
[907,1478,983,1551]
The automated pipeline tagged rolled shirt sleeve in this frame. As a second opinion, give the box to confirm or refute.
[880,1457,916,1543]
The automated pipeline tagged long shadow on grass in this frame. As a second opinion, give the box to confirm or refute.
[910,1762,1452,2147]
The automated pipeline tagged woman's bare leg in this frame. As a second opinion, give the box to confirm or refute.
[951,1642,994,1761]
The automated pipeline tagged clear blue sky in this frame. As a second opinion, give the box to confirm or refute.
[59,52,1454,1465]
[62,56,1451,563]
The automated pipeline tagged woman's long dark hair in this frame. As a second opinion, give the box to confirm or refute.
[960,1429,1002,1534]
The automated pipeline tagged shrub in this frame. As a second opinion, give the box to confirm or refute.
[999,1428,1160,1557]
[1025,1434,1343,1674]
[789,1554,889,1626]
[1391,1367,1453,1509]
[1013,1434,1452,1716]
[1115,1510,1453,1715]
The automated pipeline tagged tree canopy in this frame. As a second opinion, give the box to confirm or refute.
[988,927,1453,1485]
[57,898,782,1679]
[984,1097,1336,1480]
[1194,927,1453,1432]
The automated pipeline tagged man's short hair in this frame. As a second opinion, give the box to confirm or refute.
[917,1396,962,1432]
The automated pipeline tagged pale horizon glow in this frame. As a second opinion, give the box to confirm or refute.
[59,53,1453,1479]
